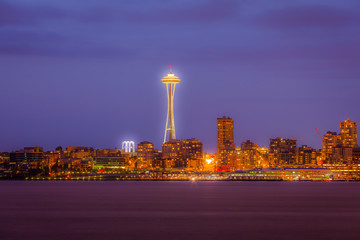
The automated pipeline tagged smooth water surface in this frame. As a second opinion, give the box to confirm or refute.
[1,181,360,240]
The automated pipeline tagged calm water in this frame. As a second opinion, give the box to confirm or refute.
[1,181,360,240]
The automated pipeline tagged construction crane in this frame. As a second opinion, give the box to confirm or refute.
[291,136,304,141]
[315,128,323,141]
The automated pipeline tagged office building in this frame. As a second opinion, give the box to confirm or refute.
[340,119,357,148]
[322,131,341,163]
[137,141,154,169]
[10,147,44,171]
[296,145,318,165]
[162,138,203,169]
[93,156,125,170]
[217,116,235,169]
[269,138,297,165]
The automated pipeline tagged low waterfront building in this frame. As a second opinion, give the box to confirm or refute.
[229,167,338,181]
[93,156,125,170]
[9,147,44,172]
[353,148,360,164]
[322,164,360,180]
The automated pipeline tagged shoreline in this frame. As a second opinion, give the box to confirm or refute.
[1,178,358,182]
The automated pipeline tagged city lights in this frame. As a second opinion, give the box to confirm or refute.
[0,69,359,182]
[161,65,181,143]
[122,141,135,153]
[205,158,213,164]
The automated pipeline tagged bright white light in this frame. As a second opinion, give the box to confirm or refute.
[205,158,213,164]
[122,141,135,152]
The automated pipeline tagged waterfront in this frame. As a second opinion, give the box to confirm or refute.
[1,181,360,240]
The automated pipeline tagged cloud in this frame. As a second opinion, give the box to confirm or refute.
[0,44,132,58]
[0,2,32,26]
[0,30,132,58]
[0,0,241,27]
[0,2,69,27]
[252,5,360,29]
[0,0,242,58]
[161,42,360,80]
[124,0,240,24]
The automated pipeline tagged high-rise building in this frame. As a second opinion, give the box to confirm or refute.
[340,119,358,148]
[333,146,352,163]
[182,138,203,157]
[217,116,235,168]
[137,141,154,169]
[234,143,269,170]
[257,146,270,168]
[152,149,164,169]
[269,138,297,166]
[239,140,257,170]
[161,65,181,143]
[162,138,203,169]
[296,145,318,165]
[322,131,341,163]
[241,140,257,151]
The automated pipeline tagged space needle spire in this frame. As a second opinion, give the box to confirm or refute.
[161,65,181,143]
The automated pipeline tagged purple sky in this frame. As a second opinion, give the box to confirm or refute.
[1,0,360,152]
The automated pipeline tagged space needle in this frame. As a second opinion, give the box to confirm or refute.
[161,65,181,143]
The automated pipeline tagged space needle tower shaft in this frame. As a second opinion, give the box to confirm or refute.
[161,65,181,143]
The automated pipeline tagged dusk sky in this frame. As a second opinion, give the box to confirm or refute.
[1,0,360,152]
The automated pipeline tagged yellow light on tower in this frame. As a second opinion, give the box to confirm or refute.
[161,65,181,143]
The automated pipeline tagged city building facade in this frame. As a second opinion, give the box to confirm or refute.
[10,147,44,172]
[137,141,154,169]
[162,138,203,169]
[340,119,358,148]
[217,116,235,170]
[269,138,297,166]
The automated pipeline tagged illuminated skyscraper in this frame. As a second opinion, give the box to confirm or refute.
[269,138,297,165]
[137,141,154,169]
[340,119,358,148]
[217,116,235,168]
[161,65,181,143]
[162,138,203,169]
[322,131,341,163]
[240,140,258,170]
[296,145,318,165]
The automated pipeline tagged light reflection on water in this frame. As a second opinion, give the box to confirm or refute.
[1,181,360,240]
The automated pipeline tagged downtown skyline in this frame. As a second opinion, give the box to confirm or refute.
[3,2,360,240]
[1,0,360,152]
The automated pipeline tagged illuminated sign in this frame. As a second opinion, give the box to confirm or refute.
[122,141,135,152]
